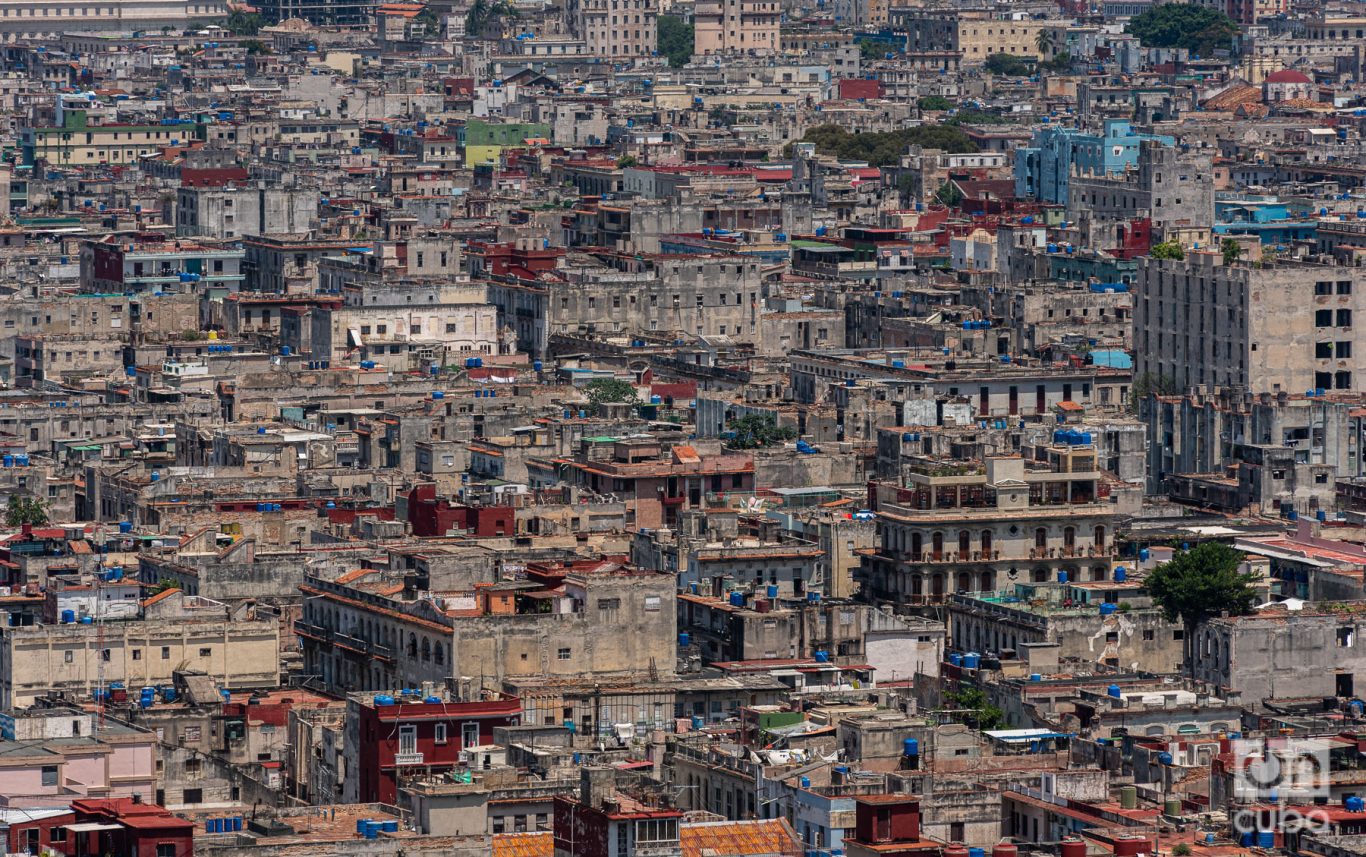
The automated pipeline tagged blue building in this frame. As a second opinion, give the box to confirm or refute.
[1014,119,1174,204]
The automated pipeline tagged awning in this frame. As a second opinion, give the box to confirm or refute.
[348,328,364,347]
[64,823,124,833]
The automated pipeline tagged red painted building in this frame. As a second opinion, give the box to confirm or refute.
[552,769,683,857]
[844,795,942,857]
[348,693,521,804]
[404,483,514,538]
[1,808,74,856]
[837,79,885,100]
[65,798,195,857]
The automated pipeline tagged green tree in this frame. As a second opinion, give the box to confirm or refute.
[616,154,638,168]
[413,6,440,37]
[1151,240,1185,260]
[583,378,639,406]
[945,687,1005,730]
[466,0,517,35]
[1127,4,1237,56]
[1129,371,1179,410]
[858,38,891,61]
[150,579,181,595]
[1042,51,1073,72]
[242,39,269,55]
[5,495,48,527]
[784,123,978,167]
[984,52,1033,76]
[1145,542,1257,675]
[1173,845,1192,857]
[1035,28,1056,56]
[222,10,262,35]
[917,95,953,111]
[725,414,797,449]
[658,15,694,68]
[935,181,963,207]
[1221,238,1244,266]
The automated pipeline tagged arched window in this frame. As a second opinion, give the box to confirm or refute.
[981,530,993,556]
[421,638,432,661]
[1035,527,1047,549]
[1064,526,1076,550]
[958,530,970,555]
[911,533,923,560]
[1094,525,1106,548]
[931,532,944,559]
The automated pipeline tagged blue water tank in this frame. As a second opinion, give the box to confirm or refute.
[903,738,920,756]
[690,716,704,730]
[1138,548,1150,561]
[815,650,830,663]
[80,616,94,625]
[950,653,963,667]
[1114,566,1127,583]
[1030,673,1042,682]
[425,696,442,704]
[61,609,75,624]
[1107,684,1122,698]
[1346,796,1365,812]
[432,391,445,400]
[800,776,811,788]
[533,361,543,372]
[1257,832,1275,849]
[1057,570,1068,584]
[1099,603,1118,616]
[679,632,691,647]
[374,695,395,706]
[767,584,779,599]
[381,820,399,833]
[1158,751,1174,765]
[162,687,177,703]
[962,652,980,669]
[564,719,576,733]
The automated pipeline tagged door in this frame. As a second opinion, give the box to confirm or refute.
[462,721,480,749]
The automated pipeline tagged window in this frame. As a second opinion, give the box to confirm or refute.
[1143,629,1155,641]
[399,724,417,755]
[157,846,176,857]
[597,598,621,610]
[1318,342,1334,359]
[435,723,448,744]
[64,650,73,663]
[101,648,111,662]
[1339,309,1353,327]
[184,726,201,742]
[1316,309,1334,327]
[132,649,142,661]
[644,596,661,611]
[557,647,572,660]
[1339,281,1353,295]
[41,765,57,786]
[185,758,202,777]
[183,788,203,804]
[1341,626,1357,648]
[199,647,212,657]
[162,646,171,659]
[1339,342,1353,359]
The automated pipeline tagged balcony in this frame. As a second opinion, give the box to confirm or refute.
[394,752,425,766]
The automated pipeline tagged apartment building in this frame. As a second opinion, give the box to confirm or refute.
[892,9,1046,63]
[0,591,280,708]
[21,110,203,167]
[860,442,1121,605]
[694,0,780,55]
[1134,253,1366,395]
[566,0,658,58]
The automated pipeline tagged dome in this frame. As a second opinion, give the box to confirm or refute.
[1266,69,1312,84]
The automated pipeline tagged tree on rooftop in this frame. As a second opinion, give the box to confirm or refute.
[5,496,48,528]
[945,686,1005,730]
[1150,239,1185,260]
[1035,28,1056,57]
[725,414,797,449]
[1221,238,1244,266]
[917,95,953,111]
[1144,541,1257,675]
[583,378,639,407]
[1127,4,1236,56]
[616,154,638,168]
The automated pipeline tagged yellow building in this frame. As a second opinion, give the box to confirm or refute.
[894,9,1045,63]
[22,110,203,167]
